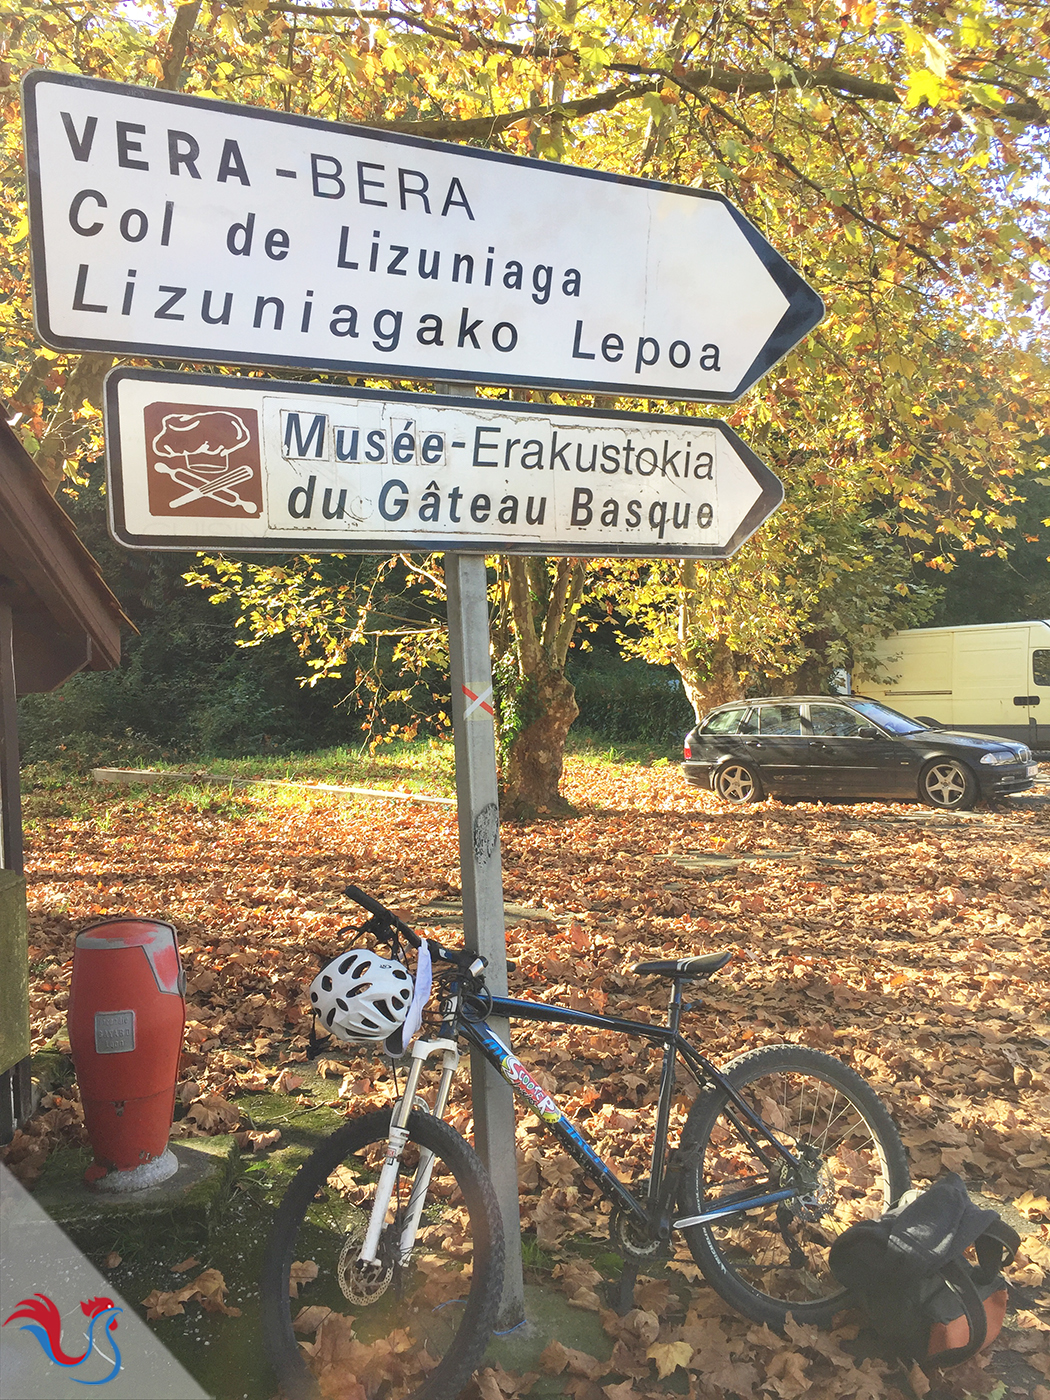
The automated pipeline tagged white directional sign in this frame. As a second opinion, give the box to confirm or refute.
[104,369,783,557]
[26,72,823,403]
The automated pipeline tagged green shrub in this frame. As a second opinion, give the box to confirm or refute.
[568,656,693,748]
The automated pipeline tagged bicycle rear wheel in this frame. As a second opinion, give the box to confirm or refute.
[261,1108,504,1400]
[678,1044,910,1328]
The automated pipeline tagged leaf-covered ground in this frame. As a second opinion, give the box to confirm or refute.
[5,756,1049,1400]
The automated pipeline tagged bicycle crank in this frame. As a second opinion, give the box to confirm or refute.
[610,1186,665,1264]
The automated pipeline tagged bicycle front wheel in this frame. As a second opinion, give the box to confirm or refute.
[261,1108,505,1400]
[678,1044,910,1328]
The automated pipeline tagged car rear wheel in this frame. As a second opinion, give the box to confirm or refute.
[715,762,762,804]
[920,758,977,810]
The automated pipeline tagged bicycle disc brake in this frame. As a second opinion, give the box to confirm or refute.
[337,1217,397,1305]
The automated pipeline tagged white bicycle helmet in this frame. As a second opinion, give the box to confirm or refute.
[309,949,413,1044]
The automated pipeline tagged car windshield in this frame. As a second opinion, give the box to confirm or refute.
[851,700,927,735]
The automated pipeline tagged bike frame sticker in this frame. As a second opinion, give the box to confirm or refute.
[497,1049,562,1123]
[472,1024,562,1123]
[468,1019,654,1213]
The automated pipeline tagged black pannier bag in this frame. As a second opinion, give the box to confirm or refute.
[829,1172,1019,1371]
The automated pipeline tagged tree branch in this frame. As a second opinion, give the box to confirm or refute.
[700,96,945,269]
[366,81,660,139]
[265,5,1048,127]
[611,60,900,105]
[541,557,575,654]
[507,556,543,678]
[552,561,585,668]
[159,1,201,91]
[33,353,112,494]
[7,354,53,417]
[270,3,548,53]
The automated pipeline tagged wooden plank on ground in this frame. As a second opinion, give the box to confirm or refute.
[91,767,454,806]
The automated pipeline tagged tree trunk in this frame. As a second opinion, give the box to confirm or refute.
[674,560,745,720]
[678,637,744,719]
[500,556,584,819]
[777,631,831,695]
[502,670,579,818]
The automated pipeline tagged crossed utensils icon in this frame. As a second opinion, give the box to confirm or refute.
[151,410,259,514]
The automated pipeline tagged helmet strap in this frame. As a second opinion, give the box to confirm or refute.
[307,1012,329,1061]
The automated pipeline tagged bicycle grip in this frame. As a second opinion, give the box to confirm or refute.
[345,884,391,918]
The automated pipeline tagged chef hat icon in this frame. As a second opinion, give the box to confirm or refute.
[152,411,252,478]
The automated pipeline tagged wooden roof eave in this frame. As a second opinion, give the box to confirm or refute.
[0,418,131,691]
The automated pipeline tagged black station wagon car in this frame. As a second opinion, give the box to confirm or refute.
[683,695,1038,810]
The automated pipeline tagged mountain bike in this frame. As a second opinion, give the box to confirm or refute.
[261,886,910,1400]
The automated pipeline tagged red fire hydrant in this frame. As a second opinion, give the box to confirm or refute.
[67,918,186,1191]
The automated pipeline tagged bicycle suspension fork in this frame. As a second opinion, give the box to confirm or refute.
[357,1037,461,1265]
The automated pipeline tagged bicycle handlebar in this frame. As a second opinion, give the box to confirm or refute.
[345,883,422,946]
[344,884,489,977]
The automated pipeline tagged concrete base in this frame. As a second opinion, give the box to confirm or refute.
[34,1138,234,1226]
[89,1148,179,1193]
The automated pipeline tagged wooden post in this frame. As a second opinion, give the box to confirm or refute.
[0,601,32,1144]
[0,603,23,875]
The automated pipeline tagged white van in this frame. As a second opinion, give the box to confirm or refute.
[855,620,1050,748]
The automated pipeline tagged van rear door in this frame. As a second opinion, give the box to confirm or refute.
[953,628,1029,734]
[1028,624,1050,746]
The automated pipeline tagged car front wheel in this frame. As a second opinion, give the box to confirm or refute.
[920,758,977,810]
[715,762,762,804]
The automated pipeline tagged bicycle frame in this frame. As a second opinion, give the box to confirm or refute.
[468,991,804,1234]
[354,972,808,1270]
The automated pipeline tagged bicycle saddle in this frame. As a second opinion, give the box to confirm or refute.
[633,951,733,979]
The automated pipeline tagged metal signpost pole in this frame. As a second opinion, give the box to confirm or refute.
[438,381,525,1327]
[446,551,525,1327]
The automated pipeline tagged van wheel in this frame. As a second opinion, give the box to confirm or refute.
[715,762,762,805]
[920,759,977,810]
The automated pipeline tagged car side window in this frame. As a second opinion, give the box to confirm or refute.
[758,704,802,736]
[703,708,745,734]
[1034,649,1050,687]
[809,704,869,737]
[738,710,760,734]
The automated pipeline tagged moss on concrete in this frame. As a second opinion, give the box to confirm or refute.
[30,1046,74,1093]
[25,1086,653,1399]
[23,1083,354,1400]
[483,1282,614,1381]
[34,1137,236,1226]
